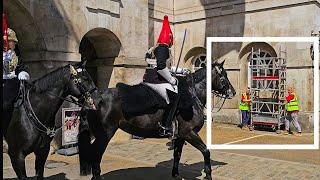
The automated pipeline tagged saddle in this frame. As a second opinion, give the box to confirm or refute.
[117,76,194,119]
[117,83,167,116]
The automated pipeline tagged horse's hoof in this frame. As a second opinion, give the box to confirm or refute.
[205,175,212,180]
[172,174,181,179]
[80,171,87,176]
[80,165,92,176]
[80,169,92,176]
[172,173,179,178]
[36,176,44,180]
[91,176,102,180]
[172,171,180,178]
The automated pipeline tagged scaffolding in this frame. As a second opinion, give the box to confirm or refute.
[249,47,287,130]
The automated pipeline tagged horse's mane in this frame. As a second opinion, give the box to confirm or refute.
[190,67,206,83]
[32,65,70,92]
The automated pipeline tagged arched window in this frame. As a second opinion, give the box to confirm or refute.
[193,53,207,71]
[184,47,206,72]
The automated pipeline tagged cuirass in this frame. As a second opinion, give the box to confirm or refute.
[3,50,18,79]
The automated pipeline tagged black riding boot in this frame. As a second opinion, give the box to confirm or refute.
[159,91,180,139]
[3,79,20,135]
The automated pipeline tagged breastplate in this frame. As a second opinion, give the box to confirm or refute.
[3,50,18,79]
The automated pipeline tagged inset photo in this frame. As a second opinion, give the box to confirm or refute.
[206,37,319,149]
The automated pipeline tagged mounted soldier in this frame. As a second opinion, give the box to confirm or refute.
[143,15,179,137]
[3,13,30,136]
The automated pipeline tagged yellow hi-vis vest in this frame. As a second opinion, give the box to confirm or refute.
[239,93,250,111]
[285,93,299,111]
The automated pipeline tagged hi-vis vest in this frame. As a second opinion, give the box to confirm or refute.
[285,93,299,112]
[239,93,250,111]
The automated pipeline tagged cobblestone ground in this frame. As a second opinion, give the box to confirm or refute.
[3,137,320,180]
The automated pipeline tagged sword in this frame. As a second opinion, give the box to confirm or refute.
[174,29,187,76]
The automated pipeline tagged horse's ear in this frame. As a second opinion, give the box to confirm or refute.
[81,60,87,68]
[220,59,225,67]
[75,59,87,68]
[212,60,218,67]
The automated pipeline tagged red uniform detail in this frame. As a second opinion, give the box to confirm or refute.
[3,13,8,52]
[157,15,173,47]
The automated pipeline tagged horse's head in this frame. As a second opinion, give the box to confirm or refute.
[212,60,236,99]
[66,62,98,109]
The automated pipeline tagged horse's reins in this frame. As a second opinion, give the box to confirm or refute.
[190,67,228,113]
[191,84,226,113]
[20,66,97,137]
[23,86,60,137]
[212,94,227,113]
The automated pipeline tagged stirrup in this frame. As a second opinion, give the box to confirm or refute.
[159,128,173,137]
[158,122,172,137]
[166,139,175,151]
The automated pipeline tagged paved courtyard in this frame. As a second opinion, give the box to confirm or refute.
[3,124,320,180]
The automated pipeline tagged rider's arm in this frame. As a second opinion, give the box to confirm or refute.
[15,56,28,74]
[154,45,177,85]
[154,45,169,70]
[15,55,30,81]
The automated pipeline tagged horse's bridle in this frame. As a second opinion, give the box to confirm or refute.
[190,66,230,113]
[20,65,97,137]
[211,66,233,112]
[212,66,230,98]
[69,65,97,109]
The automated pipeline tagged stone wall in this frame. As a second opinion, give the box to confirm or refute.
[171,0,319,131]
[5,0,149,83]
[4,0,319,134]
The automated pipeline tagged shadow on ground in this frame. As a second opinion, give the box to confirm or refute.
[100,159,227,180]
[4,173,67,180]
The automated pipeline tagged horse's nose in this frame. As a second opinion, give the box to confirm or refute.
[227,89,236,99]
[227,89,233,98]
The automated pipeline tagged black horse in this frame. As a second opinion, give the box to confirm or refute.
[78,61,236,180]
[4,63,97,180]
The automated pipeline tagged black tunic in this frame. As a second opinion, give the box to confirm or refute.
[143,44,170,84]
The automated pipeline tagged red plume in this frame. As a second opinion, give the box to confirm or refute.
[3,13,8,52]
[157,15,173,46]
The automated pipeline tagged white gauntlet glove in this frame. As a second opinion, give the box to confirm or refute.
[170,67,191,75]
[18,71,30,81]
[157,67,177,85]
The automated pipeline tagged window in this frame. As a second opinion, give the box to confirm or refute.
[193,53,207,71]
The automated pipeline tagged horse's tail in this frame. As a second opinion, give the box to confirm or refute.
[78,110,92,176]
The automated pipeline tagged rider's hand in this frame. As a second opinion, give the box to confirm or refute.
[18,71,30,81]
[170,77,178,85]
[145,52,152,60]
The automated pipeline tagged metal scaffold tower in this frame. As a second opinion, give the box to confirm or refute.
[249,47,287,131]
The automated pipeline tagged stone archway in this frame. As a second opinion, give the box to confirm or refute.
[79,28,122,89]
[4,0,46,61]
[238,42,277,92]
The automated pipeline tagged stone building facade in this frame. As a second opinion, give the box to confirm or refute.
[4,0,319,132]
